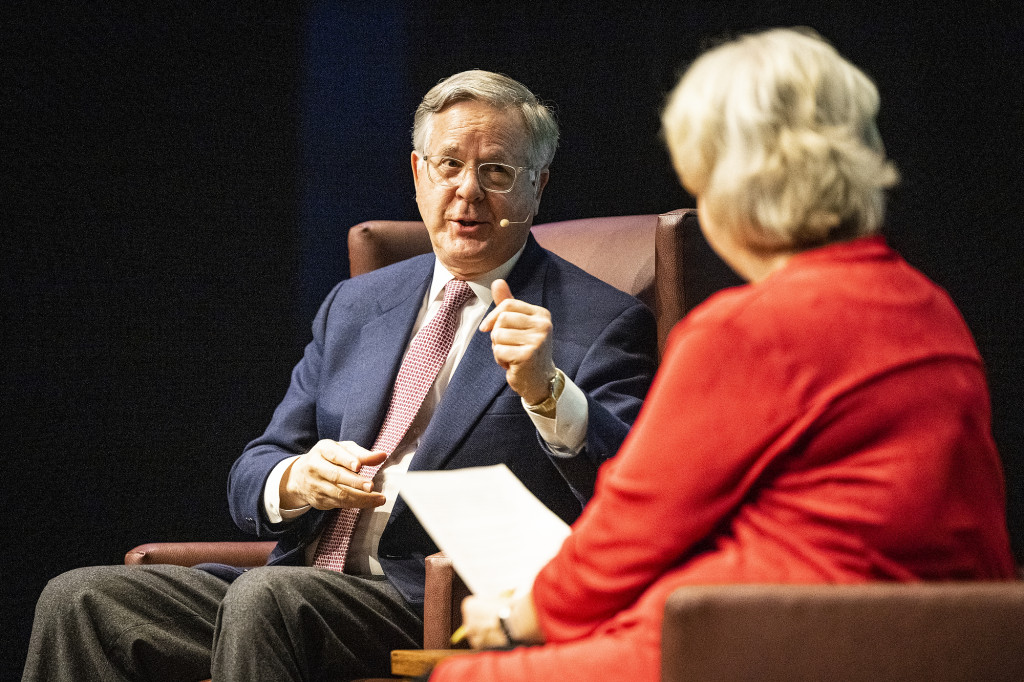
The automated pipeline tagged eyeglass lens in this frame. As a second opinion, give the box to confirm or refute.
[428,157,518,192]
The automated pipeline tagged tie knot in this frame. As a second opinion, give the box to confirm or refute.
[442,279,473,309]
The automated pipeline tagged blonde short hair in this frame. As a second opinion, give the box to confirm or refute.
[662,28,899,252]
[412,69,559,171]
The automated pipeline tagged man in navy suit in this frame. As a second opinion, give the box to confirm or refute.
[24,70,656,682]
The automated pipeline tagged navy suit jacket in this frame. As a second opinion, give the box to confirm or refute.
[223,235,657,603]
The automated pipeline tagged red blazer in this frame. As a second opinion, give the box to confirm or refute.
[434,236,1015,682]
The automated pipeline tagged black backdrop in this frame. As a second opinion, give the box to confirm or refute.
[4,3,1022,678]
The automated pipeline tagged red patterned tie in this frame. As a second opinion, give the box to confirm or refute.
[313,279,474,571]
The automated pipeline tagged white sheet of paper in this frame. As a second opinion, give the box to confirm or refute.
[400,464,571,597]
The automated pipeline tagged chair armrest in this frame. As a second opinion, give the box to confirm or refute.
[391,649,473,677]
[348,220,432,277]
[423,551,472,649]
[661,582,1024,682]
[124,541,276,568]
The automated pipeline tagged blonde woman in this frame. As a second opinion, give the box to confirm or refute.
[431,28,1015,682]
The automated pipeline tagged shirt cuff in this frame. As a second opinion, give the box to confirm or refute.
[263,455,311,524]
[524,374,588,456]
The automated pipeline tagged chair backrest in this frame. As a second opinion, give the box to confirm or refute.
[661,582,1024,682]
[347,210,743,357]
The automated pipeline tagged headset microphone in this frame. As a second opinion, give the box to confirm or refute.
[499,215,532,228]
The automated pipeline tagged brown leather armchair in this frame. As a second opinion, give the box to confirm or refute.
[660,581,1024,681]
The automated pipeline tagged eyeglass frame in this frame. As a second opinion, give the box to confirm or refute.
[419,153,536,194]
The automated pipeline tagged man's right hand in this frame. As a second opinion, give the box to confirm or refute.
[279,440,388,511]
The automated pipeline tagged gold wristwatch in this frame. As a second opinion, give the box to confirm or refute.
[526,368,564,418]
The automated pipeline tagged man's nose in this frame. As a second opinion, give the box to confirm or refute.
[455,165,485,201]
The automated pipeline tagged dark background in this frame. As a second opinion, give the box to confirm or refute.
[3,2,1021,678]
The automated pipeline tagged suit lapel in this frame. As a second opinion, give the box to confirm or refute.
[337,261,432,447]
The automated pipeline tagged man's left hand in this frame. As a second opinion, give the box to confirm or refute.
[479,278,556,405]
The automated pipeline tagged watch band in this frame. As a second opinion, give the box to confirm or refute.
[526,368,565,418]
[497,604,520,646]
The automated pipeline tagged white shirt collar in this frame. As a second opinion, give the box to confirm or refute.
[428,242,527,306]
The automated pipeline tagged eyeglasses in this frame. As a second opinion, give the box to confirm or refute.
[421,155,534,193]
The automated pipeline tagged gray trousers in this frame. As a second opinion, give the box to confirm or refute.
[22,564,423,682]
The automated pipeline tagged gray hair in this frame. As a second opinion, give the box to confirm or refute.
[412,69,559,170]
[662,28,899,251]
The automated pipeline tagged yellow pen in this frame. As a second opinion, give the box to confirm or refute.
[449,624,468,645]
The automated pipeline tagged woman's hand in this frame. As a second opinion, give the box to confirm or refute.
[460,591,543,649]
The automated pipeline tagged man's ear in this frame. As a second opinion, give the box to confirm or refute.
[410,150,422,185]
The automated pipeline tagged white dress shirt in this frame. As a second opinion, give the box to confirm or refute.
[262,246,589,574]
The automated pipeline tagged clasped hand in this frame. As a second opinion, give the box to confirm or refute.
[460,591,543,649]
[479,279,556,405]
[279,439,388,511]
